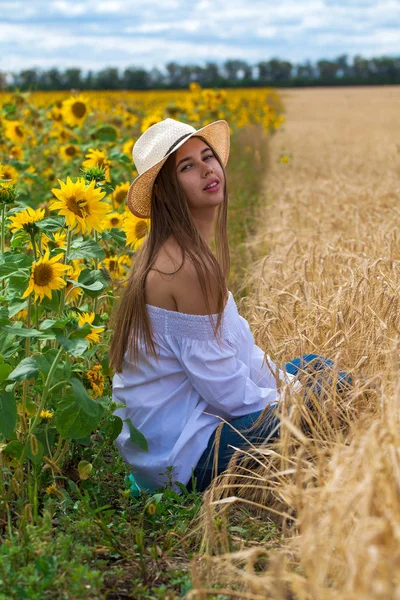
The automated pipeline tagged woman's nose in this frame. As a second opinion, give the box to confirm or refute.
[203,163,214,176]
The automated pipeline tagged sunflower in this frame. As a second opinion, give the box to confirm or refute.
[47,106,63,123]
[112,182,129,208]
[8,206,45,234]
[65,259,84,304]
[2,164,19,184]
[61,94,89,127]
[86,365,105,398]
[78,312,105,345]
[122,139,135,157]
[0,163,4,179]
[8,145,24,161]
[123,211,150,250]
[52,231,67,248]
[3,120,26,144]
[140,113,163,134]
[21,248,69,303]
[82,149,111,182]
[102,212,123,230]
[50,176,109,234]
[100,254,130,281]
[59,144,80,162]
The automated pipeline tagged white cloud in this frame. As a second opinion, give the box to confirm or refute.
[1,0,400,73]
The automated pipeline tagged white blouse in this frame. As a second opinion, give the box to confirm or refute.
[112,291,292,494]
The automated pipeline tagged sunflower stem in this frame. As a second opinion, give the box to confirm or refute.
[59,226,72,317]
[1,203,5,255]
[21,294,32,434]
[27,346,64,443]
[29,231,37,262]
[93,229,99,313]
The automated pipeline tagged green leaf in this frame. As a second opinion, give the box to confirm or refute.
[0,363,12,384]
[8,274,30,294]
[0,391,17,438]
[124,418,148,452]
[0,252,33,279]
[68,239,105,261]
[39,318,67,331]
[0,325,56,341]
[56,335,90,357]
[90,125,118,142]
[7,300,28,318]
[36,216,65,231]
[104,415,123,441]
[55,377,104,440]
[8,357,38,381]
[67,278,103,292]
[101,228,127,247]
[77,269,111,298]
[1,326,42,338]
[3,440,23,459]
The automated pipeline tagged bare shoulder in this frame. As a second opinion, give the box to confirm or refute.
[144,238,184,311]
[145,238,225,315]
[169,252,222,315]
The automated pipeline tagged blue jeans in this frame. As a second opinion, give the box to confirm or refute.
[186,354,353,493]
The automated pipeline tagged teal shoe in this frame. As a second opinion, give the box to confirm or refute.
[125,473,142,498]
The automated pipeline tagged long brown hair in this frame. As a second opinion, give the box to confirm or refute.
[109,135,230,373]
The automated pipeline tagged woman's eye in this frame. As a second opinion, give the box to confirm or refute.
[181,155,214,171]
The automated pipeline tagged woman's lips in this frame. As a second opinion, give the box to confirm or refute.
[203,181,221,193]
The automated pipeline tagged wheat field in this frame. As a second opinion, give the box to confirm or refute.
[190,86,400,600]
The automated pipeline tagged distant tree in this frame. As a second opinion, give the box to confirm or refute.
[202,62,221,86]
[0,71,6,91]
[295,60,316,81]
[148,67,165,88]
[223,60,252,83]
[336,54,350,78]
[64,68,83,90]
[122,67,150,89]
[352,55,371,80]
[316,59,339,81]
[95,68,120,90]
[17,69,39,90]
[166,62,182,87]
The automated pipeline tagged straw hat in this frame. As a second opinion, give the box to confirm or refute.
[127,118,230,218]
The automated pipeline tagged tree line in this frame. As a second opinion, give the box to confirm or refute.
[2,54,400,91]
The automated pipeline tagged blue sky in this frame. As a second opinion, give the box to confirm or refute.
[1,0,399,73]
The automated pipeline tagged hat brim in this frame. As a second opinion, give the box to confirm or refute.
[126,119,230,219]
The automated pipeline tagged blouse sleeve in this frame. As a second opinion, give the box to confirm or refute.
[174,336,279,419]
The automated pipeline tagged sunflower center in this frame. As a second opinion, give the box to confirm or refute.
[108,260,118,271]
[33,263,53,286]
[66,196,88,218]
[110,217,120,227]
[65,145,76,156]
[96,157,105,169]
[72,102,87,119]
[115,190,126,204]
[135,221,148,239]
[15,126,24,138]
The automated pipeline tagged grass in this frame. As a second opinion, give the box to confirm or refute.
[0,124,273,600]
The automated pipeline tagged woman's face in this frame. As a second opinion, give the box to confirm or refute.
[174,136,225,211]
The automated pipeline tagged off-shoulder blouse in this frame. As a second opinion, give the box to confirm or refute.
[112,291,291,494]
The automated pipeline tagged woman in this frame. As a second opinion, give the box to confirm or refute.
[110,118,352,495]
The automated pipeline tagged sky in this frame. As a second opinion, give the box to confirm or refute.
[1,0,400,74]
